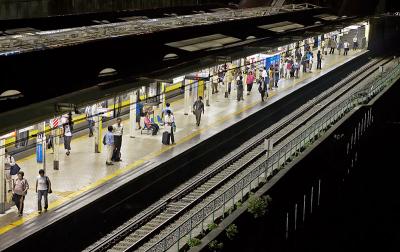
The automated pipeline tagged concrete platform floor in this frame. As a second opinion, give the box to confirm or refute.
[0,49,365,235]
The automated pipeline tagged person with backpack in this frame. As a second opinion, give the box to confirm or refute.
[35,169,52,214]
[104,126,114,165]
[12,171,29,217]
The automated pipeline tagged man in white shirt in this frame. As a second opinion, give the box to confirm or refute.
[164,110,175,145]
[35,169,51,213]
[112,118,123,162]
[343,41,350,56]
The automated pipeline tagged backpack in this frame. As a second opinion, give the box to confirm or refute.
[102,135,106,145]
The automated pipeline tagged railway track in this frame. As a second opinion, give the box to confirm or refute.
[85,56,394,252]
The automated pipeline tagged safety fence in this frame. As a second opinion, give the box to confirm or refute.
[146,60,400,252]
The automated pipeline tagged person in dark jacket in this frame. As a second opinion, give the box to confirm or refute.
[193,96,205,126]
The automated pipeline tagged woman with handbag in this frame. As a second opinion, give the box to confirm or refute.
[36,169,52,213]
[12,171,29,217]
[4,149,15,192]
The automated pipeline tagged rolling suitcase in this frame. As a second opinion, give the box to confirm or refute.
[162,131,170,145]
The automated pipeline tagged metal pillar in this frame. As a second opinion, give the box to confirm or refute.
[36,121,46,172]
[53,119,60,170]
[0,138,5,213]
[95,114,103,153]
[184,78,191,115]
[129,91,137,138]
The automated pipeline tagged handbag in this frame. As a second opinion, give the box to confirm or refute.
[10,163,21,176]
[46,176,52,194]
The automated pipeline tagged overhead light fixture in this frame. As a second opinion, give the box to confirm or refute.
[0,90,23,100]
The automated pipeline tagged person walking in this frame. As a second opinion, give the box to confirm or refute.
[35,169,51,214]
[112,118,123,162]
[317,50,323,69]
[193,96,205,126]
[338,39,344,55]
[12,171,29,217]
[62,113,73,156]
[104,126,114,165]
[164,110,175,145]
[4,149,15,193]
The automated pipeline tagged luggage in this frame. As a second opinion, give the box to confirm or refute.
[162,131,170,145]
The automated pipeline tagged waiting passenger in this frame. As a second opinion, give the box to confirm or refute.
[317,50,323,69]
[104,126,114,165]
[258,79,267,102]
[246,71,255,95]
[212,73,219,94]
[162,103,173,117]
[4,149,15,192]
[343,41,350,56]
[62,112,73,156]
[36,169,51,214]
[112,118,123,162]
[237,76,244,101]
[136,98,144,130]
[12,171,29,217]
[193,96,205,126]
[144,113,159,135]
[164,110,175,144]
[353,37,358,50]
[85,105,95,137]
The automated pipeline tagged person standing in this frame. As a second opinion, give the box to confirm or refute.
[338,39,344,55]
[212,73,219,94]
[35,169,51,214]
[62,113,73,156]
[112,118,123,162]
[12,171,29,217]
[193,96,205,126]
[246,71,255,95]
[85,105,95,137]
[104,126,114,165]
[236,75,244,101]
[343,41,350,55]
[136,99,144,130]
[330,38,336,54]
[164,110,175,144]
[258,79,267,102]
[317,50,323,69]
[4,149,15,193]
[353,36,358,50]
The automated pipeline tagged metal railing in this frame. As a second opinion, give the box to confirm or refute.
[145,61,400,252]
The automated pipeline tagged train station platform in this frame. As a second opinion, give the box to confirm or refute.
[0,48,366,243]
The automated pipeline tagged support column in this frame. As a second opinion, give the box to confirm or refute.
[53,120,60,170]
[129,91,137,138]
[36,121,46,172]
[184,78,191,115]
[0,138,5,213]
[95,114,103,153]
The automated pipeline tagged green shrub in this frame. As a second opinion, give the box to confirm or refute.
[247,194,272,219]
[207,222,218,231]
[225,224,238,240]
[187,238,201,247]
[208,240,224,251]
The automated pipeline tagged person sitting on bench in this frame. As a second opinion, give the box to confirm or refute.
[144,113,159,135]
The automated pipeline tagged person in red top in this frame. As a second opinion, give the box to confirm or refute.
[246,71,255,95]
[144,113,159,135]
